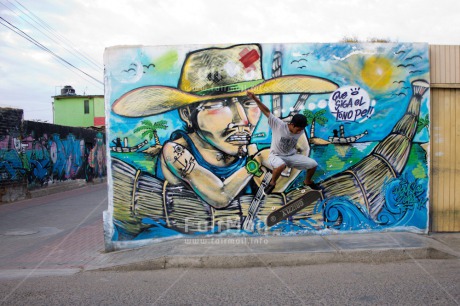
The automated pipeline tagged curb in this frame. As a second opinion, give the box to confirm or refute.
[0,269,81,280]
[28,180,87,198]
[87,246,457,272]
[27,178,107,199]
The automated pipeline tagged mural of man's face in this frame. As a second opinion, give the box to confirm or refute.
[183,96,261,157]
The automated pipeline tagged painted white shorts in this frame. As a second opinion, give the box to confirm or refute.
[268,152,318,170]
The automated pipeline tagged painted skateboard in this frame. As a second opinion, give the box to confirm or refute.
[266,189,323,227]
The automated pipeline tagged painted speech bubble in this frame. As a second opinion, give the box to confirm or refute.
[328,86,374,123]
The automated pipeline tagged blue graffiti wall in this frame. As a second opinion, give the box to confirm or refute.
[105,43,430,244]
[0,110,106,195]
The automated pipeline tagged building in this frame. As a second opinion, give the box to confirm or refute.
[53,85,105,128]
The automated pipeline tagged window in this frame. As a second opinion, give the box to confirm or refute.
[84,100,89,114]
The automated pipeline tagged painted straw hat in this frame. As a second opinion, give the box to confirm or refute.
[112,44,338,117]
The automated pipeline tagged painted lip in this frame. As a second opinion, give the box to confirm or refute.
[226,132,251,144]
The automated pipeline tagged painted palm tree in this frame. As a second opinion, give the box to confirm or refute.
[134,120,168,155]
[303,109,328,138]
[416,114,429,136]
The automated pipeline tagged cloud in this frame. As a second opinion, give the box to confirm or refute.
[1,0,459,122]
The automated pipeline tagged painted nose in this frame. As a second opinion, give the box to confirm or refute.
[230,101,249,126]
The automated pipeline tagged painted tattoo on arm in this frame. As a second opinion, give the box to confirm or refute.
[171,144,196,178]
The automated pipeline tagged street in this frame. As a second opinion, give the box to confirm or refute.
[0,183,107,271]
[1,260,459,305]
[0,183,459,305]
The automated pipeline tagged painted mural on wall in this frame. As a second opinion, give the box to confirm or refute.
[105,43,430,244]
[0,114,106,189]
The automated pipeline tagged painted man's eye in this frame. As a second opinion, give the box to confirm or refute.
[243,99,258,108]
[202,101,225,110]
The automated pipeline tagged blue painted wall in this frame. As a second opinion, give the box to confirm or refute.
[0,108,106,202]
[105,43,430,244]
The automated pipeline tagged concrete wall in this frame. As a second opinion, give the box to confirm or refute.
[105,43,430,248]
[0,107,106,203]
[0,108,28,202]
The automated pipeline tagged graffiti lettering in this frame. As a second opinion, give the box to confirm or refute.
[336,110,353,120]
[329,86,374,123]
[391,176,426,210]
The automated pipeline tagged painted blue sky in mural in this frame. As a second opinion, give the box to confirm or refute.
[107,42,429,149]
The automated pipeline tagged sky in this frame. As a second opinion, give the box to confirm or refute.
[0,0,459,123]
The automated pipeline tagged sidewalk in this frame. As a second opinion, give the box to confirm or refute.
[85,232,460,272]
[1,230,459,280]
[27,177,107,199]
[0,183,459,279]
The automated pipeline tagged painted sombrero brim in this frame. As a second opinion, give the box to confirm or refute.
[112,75,338,117]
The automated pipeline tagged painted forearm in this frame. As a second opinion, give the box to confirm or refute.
[184,166,254,208]
[162,142,261,208]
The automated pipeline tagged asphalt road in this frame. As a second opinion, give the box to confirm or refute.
[1,259,459,305]
[0,183,107,270]
[0,183,459,305]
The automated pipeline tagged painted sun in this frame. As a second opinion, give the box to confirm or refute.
[361,56,393,90]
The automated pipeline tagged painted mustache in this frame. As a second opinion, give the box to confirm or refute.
[222,123,252,143]
[225,132,251,142]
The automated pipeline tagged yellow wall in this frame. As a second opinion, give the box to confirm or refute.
[430,45,460,232]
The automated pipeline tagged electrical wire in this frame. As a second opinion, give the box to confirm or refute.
[1,1,102,72]
[10,0,103,71]
[0,16,103,85]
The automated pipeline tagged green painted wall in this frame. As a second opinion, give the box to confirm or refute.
[53,95,104,127]
[94,97,105,118]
